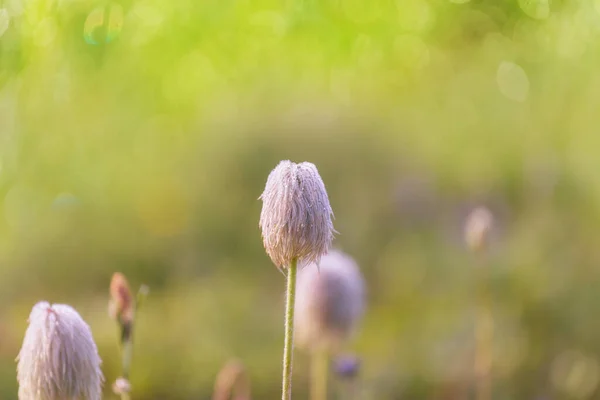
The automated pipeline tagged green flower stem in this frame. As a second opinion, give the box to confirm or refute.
[282,258,298,400]
[475,255,493,400]
[121,335,133,379]
[310,349,328,400]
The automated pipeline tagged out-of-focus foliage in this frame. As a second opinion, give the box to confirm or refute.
[2,0,600,398]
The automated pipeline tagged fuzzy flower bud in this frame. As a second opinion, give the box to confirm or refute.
[17,301,104,400]
[109,272,134,326]
[464,206,494,253]
[294,249,365,352]
[212,359,251,400]
[259,160,335,269]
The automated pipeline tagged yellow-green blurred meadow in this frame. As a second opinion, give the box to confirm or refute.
[2,0,600,398]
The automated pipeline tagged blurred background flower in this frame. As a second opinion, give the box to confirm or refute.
[2,0,600,399]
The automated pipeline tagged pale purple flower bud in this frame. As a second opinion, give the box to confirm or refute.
[259,160,335,269]
[17,301,104,400]
[294,249,365,352]
[464,206,494,253]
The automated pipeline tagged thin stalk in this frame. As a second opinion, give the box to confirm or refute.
[310,349,328,400]
[474,257,493,400]
[121,337,133,379]
[339,380,357,400]
[118,323,134,400]
[282,258,298,400]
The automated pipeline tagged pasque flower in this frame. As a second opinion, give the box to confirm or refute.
[17,301,103,400]
[295,249,365,352]
[259,160,335,270]
[259,160,335,400]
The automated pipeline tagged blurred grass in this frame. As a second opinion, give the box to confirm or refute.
[2,0,600,398]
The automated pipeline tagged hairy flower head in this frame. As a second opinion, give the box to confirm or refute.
[17,301,104,400]
[109,272,134,326]
[294,249,365,352]
[259,160,334,269]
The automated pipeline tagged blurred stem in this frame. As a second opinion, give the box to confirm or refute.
[339,380,357,400]
[116,322,134,400]
[118,286,147,399]
[282,258,298,400]
[310,349,328,400]
[121,334,133,379]
[474,256,493,400]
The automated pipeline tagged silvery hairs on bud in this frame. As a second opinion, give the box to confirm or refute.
[294,249,365,352]
[17,301,104,400]
[259,160,335,269]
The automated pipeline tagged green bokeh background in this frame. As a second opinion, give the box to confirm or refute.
[2,0,600,398]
